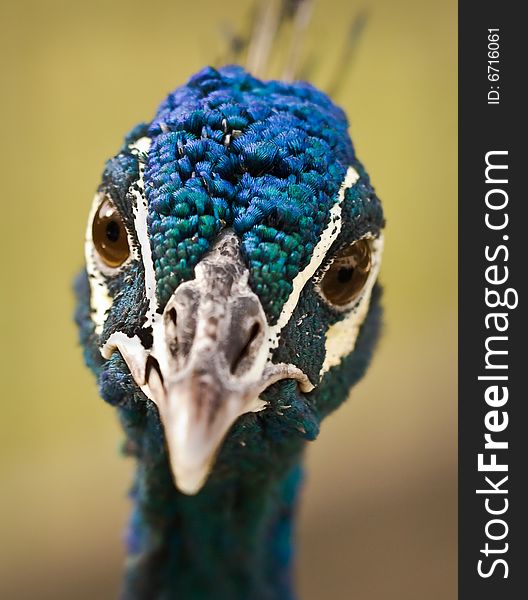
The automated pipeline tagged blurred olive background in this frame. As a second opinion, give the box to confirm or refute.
[0,1,456,598]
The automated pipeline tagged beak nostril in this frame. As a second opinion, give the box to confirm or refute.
[165,308,179,358]
[168,307,177,327]
[230,322,262,375]
[146,355,164,387]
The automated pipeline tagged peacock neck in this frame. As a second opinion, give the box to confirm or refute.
[121,448,304,600]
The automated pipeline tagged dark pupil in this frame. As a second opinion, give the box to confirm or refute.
[106,220,120,243]
[337,267,354,284]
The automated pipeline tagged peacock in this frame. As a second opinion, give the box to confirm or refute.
[75,46,384,600]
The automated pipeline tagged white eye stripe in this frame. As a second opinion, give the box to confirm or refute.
[87,136,155,338]
[128,136,158,328]
[267,165,361,350]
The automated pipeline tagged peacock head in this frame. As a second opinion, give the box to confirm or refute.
[76,66,384,495]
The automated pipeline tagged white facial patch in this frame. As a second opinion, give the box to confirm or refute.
[268,165,360,349]
[319,233,384,377]
[128,136,158,328]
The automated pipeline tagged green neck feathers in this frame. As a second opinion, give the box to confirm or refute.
[122,447,303,600]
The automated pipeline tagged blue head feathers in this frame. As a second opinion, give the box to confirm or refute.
[144,66,355,320]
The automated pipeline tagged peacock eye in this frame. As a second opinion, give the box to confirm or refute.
[319,239,372,307]
[92,197,130,268]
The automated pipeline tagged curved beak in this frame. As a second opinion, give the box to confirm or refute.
[104,231,312,494]
[145,358,268,495]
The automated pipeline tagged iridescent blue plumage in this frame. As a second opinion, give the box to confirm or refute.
[75,65,384,600]
[145,65,355,319]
